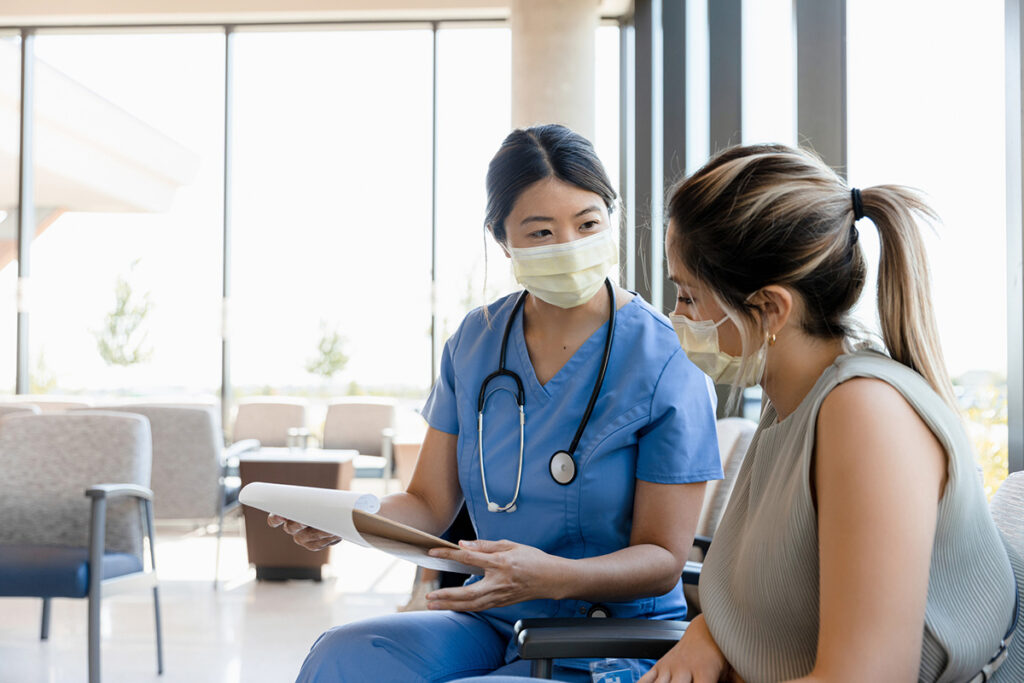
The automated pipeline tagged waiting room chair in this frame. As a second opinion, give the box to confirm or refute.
[0,412,162,683]
[232,398,308,447]
[514,416,757,677]
[0,402,41,420]
[90,404,260,587]
[321,397,397,491]
[684,417,756,614]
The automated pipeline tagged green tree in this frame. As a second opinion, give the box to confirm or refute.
[94,260,153,367]
[305,321,349,382]
[30,348,58,394]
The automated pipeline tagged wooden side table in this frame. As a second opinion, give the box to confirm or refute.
[239,448,357,581]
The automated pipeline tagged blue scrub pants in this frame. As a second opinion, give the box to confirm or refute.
[295,610,593,683]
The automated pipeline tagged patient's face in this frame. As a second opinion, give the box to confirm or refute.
[666,224,746,358]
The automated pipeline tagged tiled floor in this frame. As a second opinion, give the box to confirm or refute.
[0,505,417,683]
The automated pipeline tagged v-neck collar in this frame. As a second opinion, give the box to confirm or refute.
[510,296,638,401]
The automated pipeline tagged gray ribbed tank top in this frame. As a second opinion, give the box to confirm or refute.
[699,350,1023,683]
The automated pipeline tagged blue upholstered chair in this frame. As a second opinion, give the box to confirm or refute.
[0,411,162,682]
[89,404,260,587]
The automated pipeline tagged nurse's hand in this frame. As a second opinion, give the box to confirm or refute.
[424,539,562,611]
[267,514,342,551]
[638,614,738,683]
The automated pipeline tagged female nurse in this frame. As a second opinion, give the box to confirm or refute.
[271,124,722,682]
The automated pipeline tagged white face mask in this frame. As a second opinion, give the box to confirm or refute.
[508,229,618,309]
[670,312,767,388]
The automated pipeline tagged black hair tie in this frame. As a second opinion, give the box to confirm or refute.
[851,188,865,221]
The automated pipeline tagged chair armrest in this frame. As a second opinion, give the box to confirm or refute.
[85,483,153,501]
[514,618,687,661]
[692,534,712,554]
[682,560,702,586]
[86,483,159,580]
[224,438,261,461]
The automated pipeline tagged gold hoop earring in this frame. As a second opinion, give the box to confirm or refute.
[767,332,777,347]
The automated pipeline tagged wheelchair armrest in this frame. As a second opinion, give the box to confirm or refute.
[514,618,687,661]
[85,483,153,501]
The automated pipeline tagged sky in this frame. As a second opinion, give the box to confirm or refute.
[0,1,1009,399]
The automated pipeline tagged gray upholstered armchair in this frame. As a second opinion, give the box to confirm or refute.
[0,411,162,683]
[0,402,41,420]
[90,404,260,586]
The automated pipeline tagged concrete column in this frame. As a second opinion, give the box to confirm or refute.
[510,0,599,139]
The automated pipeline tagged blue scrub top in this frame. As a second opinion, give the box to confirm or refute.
[422,291,721,659]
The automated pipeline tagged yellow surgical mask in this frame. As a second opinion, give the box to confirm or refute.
[670,312,767,388]
[508,229,618,309]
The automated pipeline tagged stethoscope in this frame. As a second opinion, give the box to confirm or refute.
[477,278,616,513]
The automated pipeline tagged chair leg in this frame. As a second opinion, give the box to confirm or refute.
[214,499,226,590]
[40,598,51,640]
[88,590,101,683]
[143,498,164,675]
[153,585,164,675]
[530,658,554,679]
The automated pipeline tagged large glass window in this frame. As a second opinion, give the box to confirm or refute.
[434,26,515,364]
[0,33,20,395]
[847,0,1006,494]
[231,29,434,400]
[30,31,224,400]
[742,0,796,147]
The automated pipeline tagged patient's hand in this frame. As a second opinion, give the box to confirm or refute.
[639,614,735,683]
[267,514,342,551]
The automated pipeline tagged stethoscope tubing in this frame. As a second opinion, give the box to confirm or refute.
[476,279,615,511]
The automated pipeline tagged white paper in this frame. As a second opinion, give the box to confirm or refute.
[239,482,380,547]
[238,482,482,575]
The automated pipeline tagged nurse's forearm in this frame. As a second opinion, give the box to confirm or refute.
[376,491,459,538]
[548,543,684,602]
[374,426,462,537]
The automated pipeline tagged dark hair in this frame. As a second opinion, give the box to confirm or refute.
[667,143,956,410]
[485,124,616,244]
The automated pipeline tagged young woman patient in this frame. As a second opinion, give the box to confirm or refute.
[650,144,1023,683]
[464,144,1023,683]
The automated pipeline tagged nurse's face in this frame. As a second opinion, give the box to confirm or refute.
[501,177,610,250]
[666,222,746,358]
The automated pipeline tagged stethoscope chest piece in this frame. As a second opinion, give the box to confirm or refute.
[549,450,577,485]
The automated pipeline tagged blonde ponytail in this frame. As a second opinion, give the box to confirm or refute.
[862,186,958,410]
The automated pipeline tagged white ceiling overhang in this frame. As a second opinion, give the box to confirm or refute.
[0,0,633,27]
[0,40,199,213]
